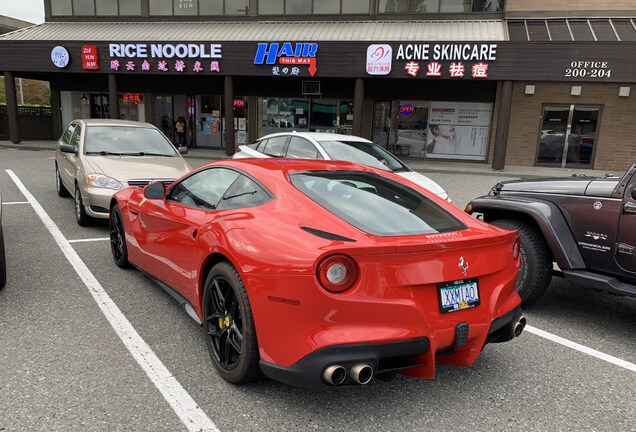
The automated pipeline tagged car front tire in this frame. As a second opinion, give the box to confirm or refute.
[56,166,70,198]
[202,261,261,384]
[491,219,552,306]
[74,185,91,226]
[109,204,129,268]
[0,224,6,290]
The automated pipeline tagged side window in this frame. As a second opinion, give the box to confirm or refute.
[255,139,267,152]
[286,137,321,159]
[69,125,82,149]
[167,168,241,210]
[216,174,272,210]
[61,124,76,145]
[262,136,287,157]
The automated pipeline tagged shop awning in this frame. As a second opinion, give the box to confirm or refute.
[0,20,507,42]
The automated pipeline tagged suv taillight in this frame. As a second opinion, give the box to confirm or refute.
[317,255,358,293]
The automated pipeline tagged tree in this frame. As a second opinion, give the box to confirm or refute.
[0,77,51,106]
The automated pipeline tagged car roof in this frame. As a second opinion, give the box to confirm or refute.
[204,156,376,177]
[75,119,157,128]
[258,131,372,143]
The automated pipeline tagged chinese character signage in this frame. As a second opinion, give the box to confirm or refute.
[426,102,492,161]
[254,43,318,76]
[82,46,99,70]
[108,43,222,74]
[367,43,496,79]
[123,93,144,103]
[366,44,392,75]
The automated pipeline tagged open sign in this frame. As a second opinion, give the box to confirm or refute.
[400,104,415,115]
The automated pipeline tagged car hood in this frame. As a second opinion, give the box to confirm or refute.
[396,171,449,200]
[497,176,620,197]
[84,156,192,182]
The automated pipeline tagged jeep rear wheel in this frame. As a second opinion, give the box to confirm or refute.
[491,219,552,306]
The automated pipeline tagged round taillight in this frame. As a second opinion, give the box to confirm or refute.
[513,235,521,259]
[317,255,358,293]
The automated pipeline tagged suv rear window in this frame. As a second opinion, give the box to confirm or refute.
[291,171,466,236]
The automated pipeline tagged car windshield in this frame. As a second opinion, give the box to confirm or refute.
[291,170,466,237]
[84,126,179,156]
[319,140,406,172]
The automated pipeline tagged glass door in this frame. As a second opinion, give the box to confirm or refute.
[154,95,174,142]
[537,106,570,166]
[310,98,338,133]
[567,107,599,166]
[537,105,600,168]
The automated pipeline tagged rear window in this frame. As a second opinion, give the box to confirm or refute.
[320,140,405,172]
[290,171,466,236]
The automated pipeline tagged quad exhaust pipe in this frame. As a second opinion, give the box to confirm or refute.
[323,363,374,386]
[514,316,527,338]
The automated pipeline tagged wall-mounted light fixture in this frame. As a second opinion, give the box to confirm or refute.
[524,85,535,95]
[571,86,582,96]
[619,86,631,97]
[81,94,87,102]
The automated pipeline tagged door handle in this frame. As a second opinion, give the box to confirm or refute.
[617,243,635,256]
[623,202,636,214]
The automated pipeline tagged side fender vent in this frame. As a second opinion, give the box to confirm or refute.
[300,227,356,242]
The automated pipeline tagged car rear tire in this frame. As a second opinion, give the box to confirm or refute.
[74,185,91,226]
[491,219,552,306]
[56,167,70,198]
[0,224,6,290]
[110,204,129,268]
[202,261,262,384]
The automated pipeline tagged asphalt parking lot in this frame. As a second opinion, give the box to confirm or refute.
[1,147,635,432]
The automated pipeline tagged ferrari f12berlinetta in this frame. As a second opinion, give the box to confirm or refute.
[109,158,524,388]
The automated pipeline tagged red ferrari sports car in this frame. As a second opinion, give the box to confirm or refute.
[109,158,524,388]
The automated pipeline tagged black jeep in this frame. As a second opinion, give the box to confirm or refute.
[465,161,636,305]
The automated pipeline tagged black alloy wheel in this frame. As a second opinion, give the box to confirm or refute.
[109,204,129,268]
[202,262,261,384]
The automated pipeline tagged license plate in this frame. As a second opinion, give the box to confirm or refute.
[438,278,480,314]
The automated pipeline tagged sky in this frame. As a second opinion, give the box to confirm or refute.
[1,0,45,24]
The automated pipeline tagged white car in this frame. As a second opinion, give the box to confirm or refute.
[234,132,450,201]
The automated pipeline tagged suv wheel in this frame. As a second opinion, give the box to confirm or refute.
[491,219,552,306]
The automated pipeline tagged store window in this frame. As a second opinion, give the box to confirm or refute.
[149,0,173,15]
[258,0,369,14]
[379,0,504,13]
[537,105,599,168]
[73,0,95,15]
[96,0,118,15]
[175,0,198,15]
[258,97,355,137]
[120,0,142,15]
[51,0,73,15]
[372,100,492,160]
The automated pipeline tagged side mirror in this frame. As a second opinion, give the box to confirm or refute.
[178,146,188,155]
[144,182,166,199]
[631,188,636,200]
[59,144,77,154]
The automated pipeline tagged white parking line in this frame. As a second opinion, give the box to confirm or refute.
[68,237,110,243]
[5,169,219,432]
[525,325,636,372]
[2,201,30,205]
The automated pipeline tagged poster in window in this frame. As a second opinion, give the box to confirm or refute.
[426,102,491,161]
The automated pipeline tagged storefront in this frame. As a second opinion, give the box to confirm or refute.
[1,21,635,170]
